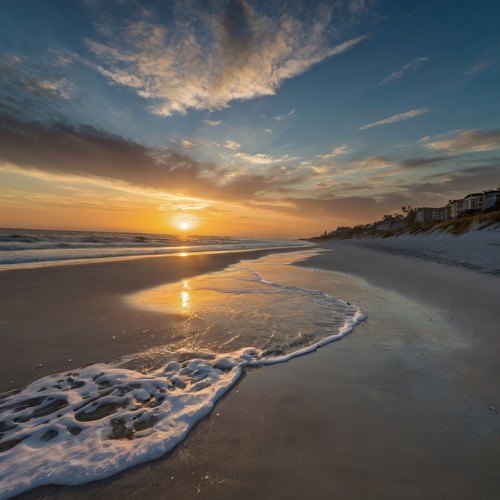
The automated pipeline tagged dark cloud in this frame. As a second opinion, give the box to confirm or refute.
[399,156,452,169]
[426,129,500,154]
[427,165,500,193]
[222,0,253,50]
[0,111,310,202]
[0,111,219,196]
[283,194,410,220]
[393,164,500,204]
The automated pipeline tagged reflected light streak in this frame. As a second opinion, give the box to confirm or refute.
[181,290,190,311]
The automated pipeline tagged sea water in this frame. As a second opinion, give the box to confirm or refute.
[0,228,310,266]
[0,250,364,498]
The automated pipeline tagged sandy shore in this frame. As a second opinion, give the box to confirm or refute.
[0,248,297,392]
[8,242,500,499]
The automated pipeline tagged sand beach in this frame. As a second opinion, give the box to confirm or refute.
[2,237,500,499]
[3,1,500,498]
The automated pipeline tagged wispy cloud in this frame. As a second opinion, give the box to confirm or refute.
[234,152,298,165]
[317,144,350,160]
[315,181,336,189]
[425,129,500,153]
[224,140,241,150]
[0,54,77,119]
[274,109,297,122]
[203,119,222,127]
[359,108,431,131]
[180,139,196,149]
[349,156,395,170]
[0,109,317,204]
[379,57,429,85]
[0,112,218,197]
[463,44,500,77]
[398,156,451,168]
[85,2,367,116]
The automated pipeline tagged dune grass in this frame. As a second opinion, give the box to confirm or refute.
[383,210,500,238]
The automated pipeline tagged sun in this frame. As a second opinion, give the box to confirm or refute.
[170,213,198,233]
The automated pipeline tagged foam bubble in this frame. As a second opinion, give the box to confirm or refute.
[0,251,365,497]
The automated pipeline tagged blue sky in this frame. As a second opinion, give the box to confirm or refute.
[0,0,499,237]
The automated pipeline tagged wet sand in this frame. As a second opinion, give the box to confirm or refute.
[0,248,297,392]
[7,242,500,499]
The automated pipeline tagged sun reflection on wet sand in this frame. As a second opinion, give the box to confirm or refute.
[181,280,190,312]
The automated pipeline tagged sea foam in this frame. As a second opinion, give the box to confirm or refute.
[0,228,310,267]
[0,251,364,498]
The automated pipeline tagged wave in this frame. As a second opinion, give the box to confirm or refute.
[0,228,311,266]
[0,254,364,497]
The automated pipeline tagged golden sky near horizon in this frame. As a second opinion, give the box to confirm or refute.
[1,1,500,238]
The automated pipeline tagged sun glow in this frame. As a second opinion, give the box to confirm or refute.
[170,213,199,233]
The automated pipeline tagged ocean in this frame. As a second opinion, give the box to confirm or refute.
[0,228,310,267]
[0,231,364,498]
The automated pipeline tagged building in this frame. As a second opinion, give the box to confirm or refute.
[373,216,406,231]
[444,190,500,219]
[463,193,482,213]
[433,206,451,221]
[415,207,435,223]
[483,190,500,211]
[447,199,465,218]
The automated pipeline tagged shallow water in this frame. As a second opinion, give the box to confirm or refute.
[0,228,309,266]
[0,250,363,498]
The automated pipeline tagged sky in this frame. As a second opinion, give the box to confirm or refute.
[0,0,499,238]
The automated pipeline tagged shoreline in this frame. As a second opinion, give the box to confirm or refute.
[0,247,300,392]
[6,243,500,499]
[296,240,500,406]
[0,245,311,273]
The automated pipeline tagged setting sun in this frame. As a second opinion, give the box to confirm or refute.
[1,1,500,497]
[170,213,199,233]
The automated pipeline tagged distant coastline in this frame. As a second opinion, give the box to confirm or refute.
[311,209,500,241]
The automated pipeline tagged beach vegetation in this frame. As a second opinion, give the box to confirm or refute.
[436,217,474,235]
[310,209,500,241]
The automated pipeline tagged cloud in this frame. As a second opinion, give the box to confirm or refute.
[463,43,500,78]
[398,156,452,169]
[315,181,336,189]
[224,140,241,150]
[203,119,222,127]
[282,195,409,220]
[181,139,196,149]
[464,59,496,77]
[85,2,367,116]
[274,109,297,121]
[0,54,76,120]
[233,152,299,164]
[406,164,500,201]
[348,156,395,170]
[400,2,437,19]
[379,57,429,85]
[425,129,500,154]
[0,111,312,204]
[0,113,220,196]
[317,144,350,160]
[359,108,431,131]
